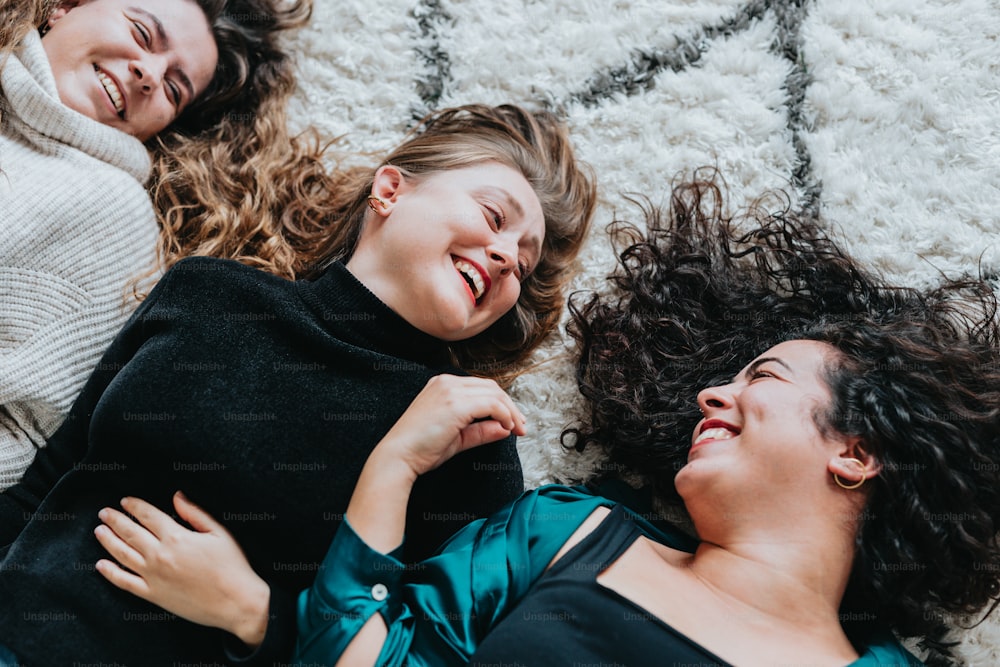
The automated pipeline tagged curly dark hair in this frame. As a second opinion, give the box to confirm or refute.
[566,171,1000,663]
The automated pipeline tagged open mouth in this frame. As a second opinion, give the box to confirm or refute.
[94,65,125,119]
[453,256,489,304]
[693,419,741,447]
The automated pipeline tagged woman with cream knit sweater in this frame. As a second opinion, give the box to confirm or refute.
[0,0,313,489]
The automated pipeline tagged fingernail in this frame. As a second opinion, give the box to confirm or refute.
[97,508,108,521]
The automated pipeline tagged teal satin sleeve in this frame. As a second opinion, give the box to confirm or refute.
[852,631,925,666]
[293,485,613,667]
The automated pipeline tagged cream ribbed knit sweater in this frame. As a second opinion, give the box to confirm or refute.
[0,32,158,490]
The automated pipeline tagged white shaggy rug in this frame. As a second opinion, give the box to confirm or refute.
[285,1,1000,663]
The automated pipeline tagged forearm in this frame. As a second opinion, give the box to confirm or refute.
[344,445,419,555]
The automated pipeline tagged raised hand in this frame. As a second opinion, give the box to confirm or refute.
[376,374,527,480]
[346,374,526,555]
[94,491,271,648]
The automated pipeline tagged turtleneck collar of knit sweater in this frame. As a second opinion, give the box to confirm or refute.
[299,261,456,367]
[2,31,151,182]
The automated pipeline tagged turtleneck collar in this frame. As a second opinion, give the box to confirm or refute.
[299,261,454,367]
[2,31,151,183]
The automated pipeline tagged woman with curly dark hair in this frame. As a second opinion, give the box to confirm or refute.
[99,175,999,666]
[565,174,1000,664]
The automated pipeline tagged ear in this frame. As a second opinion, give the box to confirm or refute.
[47,1,81,26]
[369,165,410,217]
[828,437,881,486]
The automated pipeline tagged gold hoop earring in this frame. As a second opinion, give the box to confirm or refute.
[366,195,387,213]
[833,457,867,490]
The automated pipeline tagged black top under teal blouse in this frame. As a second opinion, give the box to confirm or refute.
[469,504,731,665]
[0,258,523,666]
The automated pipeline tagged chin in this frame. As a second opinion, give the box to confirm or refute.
[673,458,716,500]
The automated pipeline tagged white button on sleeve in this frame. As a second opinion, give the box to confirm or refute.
[371,583,388,601]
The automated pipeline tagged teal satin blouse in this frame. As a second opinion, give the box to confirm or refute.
[294,484,924,666]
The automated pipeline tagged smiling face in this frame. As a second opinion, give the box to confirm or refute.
[41,0,219,141]
[676,339,849,504]
[346,161,546,342]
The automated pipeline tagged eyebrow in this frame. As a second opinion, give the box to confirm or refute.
[740,356,793,381]
[480,186,543,261]
[129,7,196,102]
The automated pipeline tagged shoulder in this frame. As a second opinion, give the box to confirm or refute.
[513,484,616,520]
[137,257,294,320]
[854,632,925,666]
[160,257,290,294]
[548,505,612,568]
[500,484,617,558]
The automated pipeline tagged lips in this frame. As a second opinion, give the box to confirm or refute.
[94,65,126,118]
[453,256,492,305]
[691,418,741,449]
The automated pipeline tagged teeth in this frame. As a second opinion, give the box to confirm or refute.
[95,68,125,115]
[454,258,485,300]
[694,427,736,445]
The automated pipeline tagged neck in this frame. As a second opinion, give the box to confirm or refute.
[684,502,860,631]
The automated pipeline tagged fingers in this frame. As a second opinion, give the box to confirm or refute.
[96,506,156,568]
[94,558,152,599]
[119,496,179,540]
[173,491,223,534]
[426,375,527,432]
[459,420,516,450]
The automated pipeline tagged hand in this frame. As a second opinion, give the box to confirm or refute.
[343,375,527,554]
[94,491,271,648]
[376,374,527,480]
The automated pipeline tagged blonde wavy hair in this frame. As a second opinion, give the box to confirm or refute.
[285,104,598,386]
[0,0,50,68]
[148,0,319,279]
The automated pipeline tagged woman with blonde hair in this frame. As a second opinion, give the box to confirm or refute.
[0,103,596,666]
[0,0,313,489]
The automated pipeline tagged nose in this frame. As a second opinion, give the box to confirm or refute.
[487,241,518,277]
[130,55,165,94]
[696,383,734,414]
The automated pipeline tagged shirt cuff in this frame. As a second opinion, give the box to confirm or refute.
[224,583,298,665]
[312,518,407,624]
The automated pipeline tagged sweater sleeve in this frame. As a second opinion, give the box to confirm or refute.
[294,485,611,667]
[0,268,167,546]
[0,49,157,490]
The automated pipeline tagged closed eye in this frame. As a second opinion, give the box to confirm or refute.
[166,80,181,106]
[484,203,505,229]
[132,20,151,47]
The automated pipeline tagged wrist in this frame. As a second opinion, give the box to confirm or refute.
[230,575,271,649]
[346,444,420,554]
[365,444,421,486]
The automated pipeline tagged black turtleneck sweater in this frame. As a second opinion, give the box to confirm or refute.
[0,258,523,666]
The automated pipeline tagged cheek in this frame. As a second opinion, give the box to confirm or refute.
[494,282,521,317]
[141,107,178,138]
